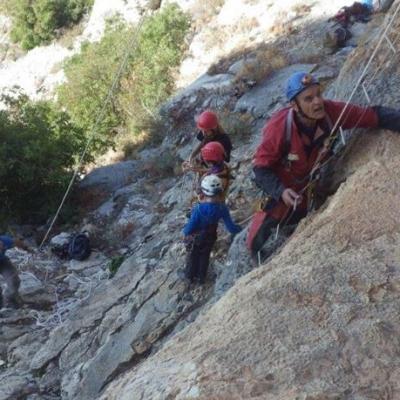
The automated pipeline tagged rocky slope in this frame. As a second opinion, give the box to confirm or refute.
[99,5,400,399]
[1,0,400,399]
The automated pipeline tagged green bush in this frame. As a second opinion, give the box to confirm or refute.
[6,0,94,50]
[57,22,128,154]
[0,92,85,223]
[118,4,190,133]
[108,255,125,278]
[57,4,190,155]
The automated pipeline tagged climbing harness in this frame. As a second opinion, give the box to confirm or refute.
[253,192,273,212]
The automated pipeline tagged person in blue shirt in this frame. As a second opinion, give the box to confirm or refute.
[183,175,241,285]
[0,235,29,309]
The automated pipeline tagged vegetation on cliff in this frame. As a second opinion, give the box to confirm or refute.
[0,92,84,223]
[58,4,190,154]
[0,4,190,223]
[3,0,94,49]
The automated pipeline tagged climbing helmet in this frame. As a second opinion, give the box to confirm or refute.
[201,141,226,163]
[196,110,218,130]
[200,174,223,197]
[286,72,319,101]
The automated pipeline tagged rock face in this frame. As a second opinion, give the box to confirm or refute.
[28,243,213,400]
[2,1,400,400]
[234,63,316,118]
[100,143,400,400]
[95,5,400,400]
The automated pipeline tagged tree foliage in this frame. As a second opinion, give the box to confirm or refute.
[7,0,94,49]
[119,4,191,132]
[57,23,128,154]
[0,93,85,223]
[0,4,190,224]
[57,4,190,154]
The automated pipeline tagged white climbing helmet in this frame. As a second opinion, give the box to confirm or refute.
[200,174,223,197]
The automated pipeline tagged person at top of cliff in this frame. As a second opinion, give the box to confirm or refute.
[183,110,232,171]
[182,174,241,285]
[0,235,31,310]
[247,71,400,260]
[324,1,374,51]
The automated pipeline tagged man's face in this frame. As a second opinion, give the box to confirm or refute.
[292,85,325,120]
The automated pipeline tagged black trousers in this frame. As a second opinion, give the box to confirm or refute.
[185,227,217,284]
[251,209,307,257]
[0,257,21,308]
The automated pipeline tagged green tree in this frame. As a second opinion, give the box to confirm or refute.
[119,4,191,132]
[0,93,85,223]
[57,23,128,154]
[7,0,94,50]
[57,4,190,154]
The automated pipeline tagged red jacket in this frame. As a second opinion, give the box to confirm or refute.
[253,100,378,192]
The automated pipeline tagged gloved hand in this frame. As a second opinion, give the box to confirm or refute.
[374,106,400,132]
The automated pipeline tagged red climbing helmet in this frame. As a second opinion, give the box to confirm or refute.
[196,110,218,130]
[201,141,225,163]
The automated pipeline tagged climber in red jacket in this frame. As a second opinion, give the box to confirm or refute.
[247,71,400,260]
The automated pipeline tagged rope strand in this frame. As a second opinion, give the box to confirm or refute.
[39,16,147,250]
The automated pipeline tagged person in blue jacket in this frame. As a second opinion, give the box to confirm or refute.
[183,174,241,284]
[0,235,29,309]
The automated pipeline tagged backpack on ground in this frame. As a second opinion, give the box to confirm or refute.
[68,233,91,261]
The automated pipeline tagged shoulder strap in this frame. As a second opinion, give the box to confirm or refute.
[284,109,334,155]
[324,113,333,132]
[283,109,294,157]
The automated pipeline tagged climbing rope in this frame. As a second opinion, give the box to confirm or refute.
[39,15,147,251]
[261,18,400,250]
[29,268,110,329]
[311,0,400,175]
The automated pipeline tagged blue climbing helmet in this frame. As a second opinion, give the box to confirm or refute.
[361,0,373,10]
[286,72,319,101]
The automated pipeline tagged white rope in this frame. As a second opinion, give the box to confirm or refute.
[30,268,110,330]
[39,16,147,250]
[339,126,346,145]
[274,223,280,241]
[221,5,400,250]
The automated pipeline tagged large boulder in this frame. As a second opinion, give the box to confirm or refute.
[78,161,139,209]
[161,72,235,128]
[79,161,138,195]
